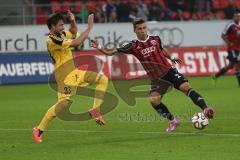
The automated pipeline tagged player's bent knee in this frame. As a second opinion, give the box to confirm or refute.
[56,99,72,110]
[179,82,191,94]
[54,99,73,115]
[99,75,108,85]
[59,99,71,107]
[149,92,161,106]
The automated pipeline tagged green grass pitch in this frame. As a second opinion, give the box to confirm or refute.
[0,76,240,160]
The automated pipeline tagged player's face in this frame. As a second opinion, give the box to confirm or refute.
[52,20,65,35]
[134,23,148,40]
[233,14,240,23]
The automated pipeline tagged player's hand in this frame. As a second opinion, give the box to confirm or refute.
[171,57,182,64]
[87,14,94,30]
[67,10,75,22]
[90,39,99,48]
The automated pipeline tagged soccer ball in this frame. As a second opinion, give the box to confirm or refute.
[191,112,209,129]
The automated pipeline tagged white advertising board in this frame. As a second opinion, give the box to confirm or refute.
[0,20,229,53]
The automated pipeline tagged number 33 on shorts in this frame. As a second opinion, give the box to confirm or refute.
[58,85,77,100]
[64,86,72,94]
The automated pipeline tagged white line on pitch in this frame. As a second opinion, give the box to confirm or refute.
[0,128,240,137]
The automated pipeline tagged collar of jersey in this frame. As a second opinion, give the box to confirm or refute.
[136,34,149,42]
[49,33,64,41]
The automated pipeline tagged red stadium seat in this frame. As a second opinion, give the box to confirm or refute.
[36,6,43,15]
[212,0,228,9]
[130,0,137,6]
[97,0,106,8]
[233,0,240,7]
[111,0,117,3]
[143,0,151,5]
[159,0,167,10]
[62,1,72,12]
[86,1,96,13]
[212,0,221,10]
[170,12,177,20]
[193,11,205,20]
[35,7,47,24]
[122,0,129,4]
[182,11,191,20]
[217,11,226,19]
[73,1,83,12]
[49,1,62,12]
[220,0,229,8]
[205,11,213,20]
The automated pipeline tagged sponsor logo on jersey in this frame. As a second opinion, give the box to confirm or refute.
[140,46,156,57]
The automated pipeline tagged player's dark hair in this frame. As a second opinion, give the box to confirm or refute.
[47,13,64,30]
[133,18,145,30]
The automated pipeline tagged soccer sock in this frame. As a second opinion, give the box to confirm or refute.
[215,67,227,78]
[92,75,108,110]
[153,103,174,121]
[37,104,56,131]
[187,88,207,110]
[37,100,69,131]
[236,71,240,86]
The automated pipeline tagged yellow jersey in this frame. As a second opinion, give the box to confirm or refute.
[47,31,76,81]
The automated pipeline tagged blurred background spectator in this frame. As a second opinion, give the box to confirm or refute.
[102,0,117,22]
[1,0,240,25]
[115,0,131,22]
[148,0,163,21]
[136,0,149,21]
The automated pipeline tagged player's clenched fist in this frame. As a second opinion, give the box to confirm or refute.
[67,10,75,22]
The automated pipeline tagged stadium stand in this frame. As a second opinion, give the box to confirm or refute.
[34,0,240,24]
[0,0,240,25]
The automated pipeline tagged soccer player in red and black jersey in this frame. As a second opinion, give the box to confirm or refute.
[91,18,214,133]
[213,12,240,86]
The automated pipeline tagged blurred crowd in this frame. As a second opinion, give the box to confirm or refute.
[35,0,240,24]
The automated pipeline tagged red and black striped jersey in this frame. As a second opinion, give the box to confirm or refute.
[117,35,172,80]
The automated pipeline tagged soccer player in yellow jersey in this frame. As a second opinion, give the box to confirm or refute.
[32,11,108,143]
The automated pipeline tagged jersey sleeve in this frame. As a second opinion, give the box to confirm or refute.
[222,23,233,35]
[116,42,133,54]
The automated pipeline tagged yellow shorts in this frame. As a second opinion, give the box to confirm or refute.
[57,69,102,100]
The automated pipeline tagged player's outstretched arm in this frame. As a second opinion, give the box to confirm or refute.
[71,14,94,47]
[91,39,118,56]
[67,10,77,37]
[162,48,182,64]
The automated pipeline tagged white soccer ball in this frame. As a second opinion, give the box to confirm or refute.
[191,112,209,129]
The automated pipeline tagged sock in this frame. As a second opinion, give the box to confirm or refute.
[187,89,207,110]
[236,71,240,86]
[37,105,56,131]
[215,67,227,78]
[153,103,174,121]
[92,75,108,110]
[37,100,69,131]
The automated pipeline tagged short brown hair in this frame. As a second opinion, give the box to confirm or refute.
[133,18,145,30]
[47,13,64,30]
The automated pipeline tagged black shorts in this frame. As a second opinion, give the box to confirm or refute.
[227,50,240,62]
[150,68,188,94]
